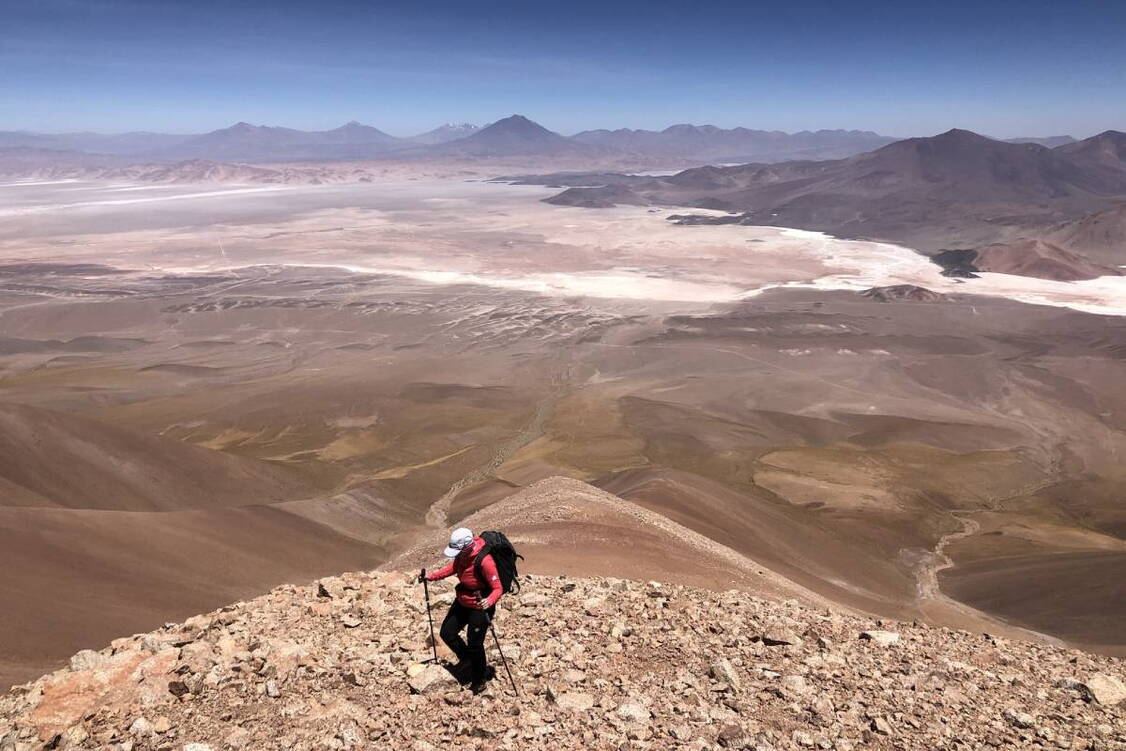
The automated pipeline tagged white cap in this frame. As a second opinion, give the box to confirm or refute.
[443,527,474,558]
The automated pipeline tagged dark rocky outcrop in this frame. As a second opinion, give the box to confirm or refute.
[861,285,947,303]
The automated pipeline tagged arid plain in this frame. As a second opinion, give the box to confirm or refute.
[2,177,1124,688]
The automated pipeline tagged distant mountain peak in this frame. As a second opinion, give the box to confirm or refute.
[426,114,593,156]
[877,128,1005,157]
[407,123,480,145]
[318,121,398,144]
[1081,130,1126,150]
[934,128,990,142]
[463,115,563,143]
[481,114,554,134]
[1057,129,1126,164]
[325,121,386,133]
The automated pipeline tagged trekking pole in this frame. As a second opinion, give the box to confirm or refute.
[421,569,438,664]
[484,609,519,696]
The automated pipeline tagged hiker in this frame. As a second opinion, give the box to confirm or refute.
[420,527,505,693]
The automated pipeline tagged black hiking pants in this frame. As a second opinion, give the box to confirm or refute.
[439,601,495,683]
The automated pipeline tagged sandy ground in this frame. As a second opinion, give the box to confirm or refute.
[2,176,1125,687]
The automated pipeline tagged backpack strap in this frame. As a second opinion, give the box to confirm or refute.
[473,545,492,590]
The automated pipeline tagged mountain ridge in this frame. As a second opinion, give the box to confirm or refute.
[572,124,895,162]
[146,121,405,162]
[2,563,1122,749]
[1,117,901,165]
[545,127,1126,278]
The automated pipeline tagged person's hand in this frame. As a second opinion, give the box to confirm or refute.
[417,569,427,584]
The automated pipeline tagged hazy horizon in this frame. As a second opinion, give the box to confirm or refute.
[4,0,1124,139]
[3,116,1120,142]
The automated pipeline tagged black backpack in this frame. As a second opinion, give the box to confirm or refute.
[474,530,523,594]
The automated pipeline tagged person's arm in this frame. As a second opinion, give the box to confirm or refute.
[477,554,503,608]
[426,561,455,581]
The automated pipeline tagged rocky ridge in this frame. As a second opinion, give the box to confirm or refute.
[860,285,947,303]
[542,129,1126,280]
[1,572,1123,751]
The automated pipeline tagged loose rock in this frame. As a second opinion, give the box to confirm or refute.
[1083,673,1126,706]
[859,630,900,646]
[0,572,1121,751]
[407,665,456,695]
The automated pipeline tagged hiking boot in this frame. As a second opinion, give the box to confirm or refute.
[468,665,496,694]
[446,661,472,684]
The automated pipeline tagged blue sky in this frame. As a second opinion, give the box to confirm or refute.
[3,0,1124,137]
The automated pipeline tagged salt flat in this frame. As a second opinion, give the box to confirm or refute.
[3,178,1125,314]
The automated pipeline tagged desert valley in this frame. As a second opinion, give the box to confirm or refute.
[3,3,1126,744]
[2,116,1126,698]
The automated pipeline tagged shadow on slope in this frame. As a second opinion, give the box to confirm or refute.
[0,402,418,689]
[0,402,311,511]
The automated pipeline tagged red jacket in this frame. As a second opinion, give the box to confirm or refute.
[426,536,503,609]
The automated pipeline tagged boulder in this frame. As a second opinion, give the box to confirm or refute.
[792,730,815,748]
[716,723,745,748]
[264,640,309,683]
[781,675,808,695]
[128,717,153,736]
[140,633,179,654]
[859,630,900,647]
[550,691,595,712]
[317,578,347,599]
[582,596,607,616]
[1082,673,1126,706]
[609,622,633,639]
[519,593,551,608]
[407,665,456,695]
[1002,708,1035,729]
[58,724,88,747]
[870,716,893,735]
[132,648,180,705]
[616,701,651,723]
[709,659,741,691]
[762,622,803,647]
[335,719,364,748]
[68,650,109,672]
